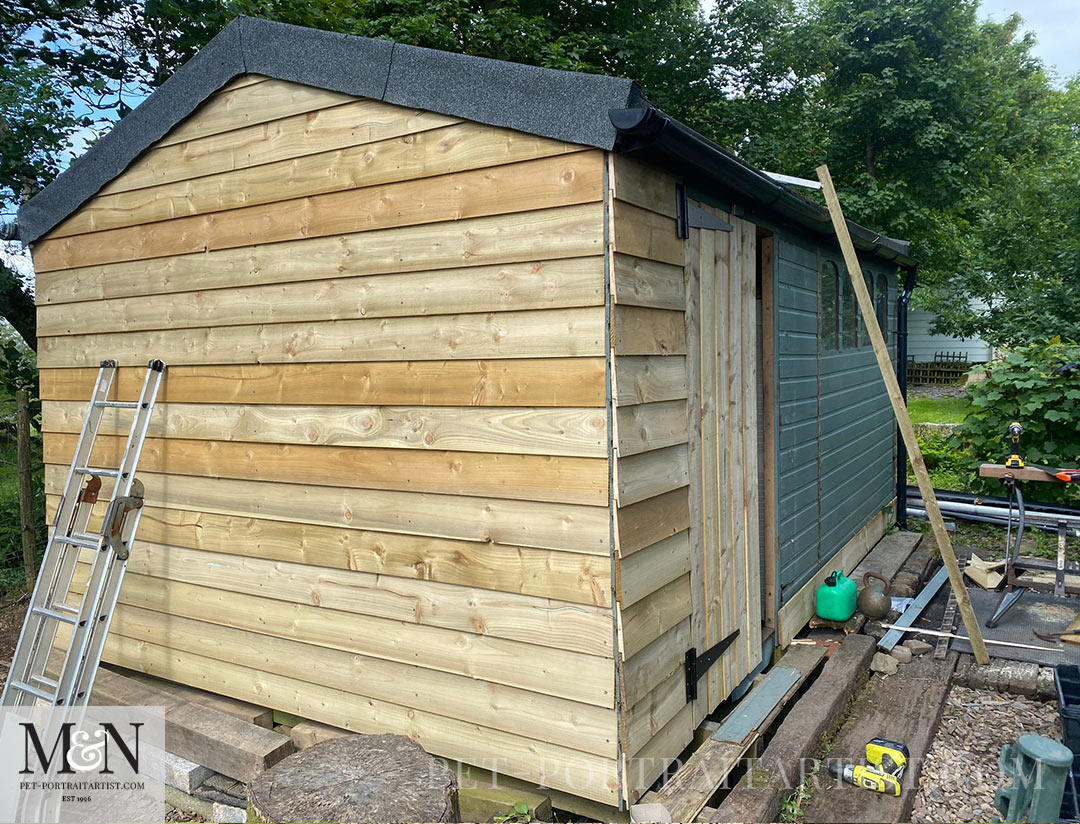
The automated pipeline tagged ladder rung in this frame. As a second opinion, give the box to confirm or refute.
[10,681,56,703]
[52,603,79,615]
[75,466,120,478]
[54,534,101,550]
[94,400,140,409]
[32,606,78,625]
[30,675,58,690]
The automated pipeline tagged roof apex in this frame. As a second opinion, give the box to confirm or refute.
[18,16,640,244]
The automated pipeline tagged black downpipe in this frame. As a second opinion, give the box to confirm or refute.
[896,265,918,529]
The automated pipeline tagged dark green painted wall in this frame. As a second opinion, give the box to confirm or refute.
[773,230,898,605]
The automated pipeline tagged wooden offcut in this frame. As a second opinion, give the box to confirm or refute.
[817,164,989,665]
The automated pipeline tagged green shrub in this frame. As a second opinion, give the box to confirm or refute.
[952,338,1080,502]
[911,428,972,491]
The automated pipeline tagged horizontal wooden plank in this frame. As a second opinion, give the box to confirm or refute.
[612,254,685,310]
[33,152,604,271]
[627,702,694,803]
[44,466,610,552]
[612,200,684,266]
[120,670,274,728]
[978,463,1060,482]
[625,669,685,758]
[59,122,578,237]
[38,257,605,338]
[44,432,608,505]
[611,154,678,219]
[615,444,689,507]
[621,617,690,708]
[616,488,691,557]
[49,497,611,605]
[100,633,621,804]
[68,566,614,707]
[619,530,692,608]
[613,356,688,406]
[612,307,687,356]
[37,306,607,368]
[620,574,693,660]
[616,400,688,457]
[97,99,459,197]
[73,539,613,655]
[94,602,617,757]
[154,79,357,148]
[40,359,607,407]
[43,400,607,458]
[35,203,605,305]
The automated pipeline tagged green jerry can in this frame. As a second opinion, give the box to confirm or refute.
[816,569,857,622]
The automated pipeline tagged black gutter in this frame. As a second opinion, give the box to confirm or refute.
[896,265,918,529]
[609,107,917,268]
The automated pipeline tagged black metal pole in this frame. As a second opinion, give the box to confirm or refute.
[896,265,918,529]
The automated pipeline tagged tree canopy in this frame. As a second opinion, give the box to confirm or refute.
[1,0,1077,350]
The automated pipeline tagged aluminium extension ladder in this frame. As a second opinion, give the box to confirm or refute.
[1,358,165,708]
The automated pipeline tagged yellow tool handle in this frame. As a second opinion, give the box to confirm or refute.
[852,766,901,796]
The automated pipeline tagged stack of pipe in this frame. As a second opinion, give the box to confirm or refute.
[905,485,1080,536]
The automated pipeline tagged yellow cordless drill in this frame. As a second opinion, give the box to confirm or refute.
[828,738,909,796]
[866,738,909,779]
[1005,422,1025,469]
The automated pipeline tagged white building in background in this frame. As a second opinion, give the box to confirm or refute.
[906,299,994,364]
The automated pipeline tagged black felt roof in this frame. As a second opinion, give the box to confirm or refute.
[18,15,913,266]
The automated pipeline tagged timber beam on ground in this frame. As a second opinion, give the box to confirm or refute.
[636,642,828,823]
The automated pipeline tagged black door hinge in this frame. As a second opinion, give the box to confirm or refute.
[685,629,740,703]
[675,183,735,239]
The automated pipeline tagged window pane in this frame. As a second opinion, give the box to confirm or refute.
[860,273,873,346]
[841,267,857,348]
[876,274,889,342]
[821,261,839,351]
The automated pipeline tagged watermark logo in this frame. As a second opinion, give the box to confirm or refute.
[0,706,164,823]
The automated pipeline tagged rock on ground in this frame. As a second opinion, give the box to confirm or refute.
[904,639,933,656]
[871,652,899,675]
[891,645,914,664]
[909,685,1060,824]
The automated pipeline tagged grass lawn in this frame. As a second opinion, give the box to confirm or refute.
[907,394,972,424]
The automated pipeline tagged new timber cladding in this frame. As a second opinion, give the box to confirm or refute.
[608,156,762,802]
[34,76,622,805]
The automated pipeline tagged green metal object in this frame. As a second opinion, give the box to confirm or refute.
[815,569,857,622]
[995,734,1072,823]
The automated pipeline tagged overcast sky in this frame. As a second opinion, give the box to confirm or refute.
[979,0,1079,81]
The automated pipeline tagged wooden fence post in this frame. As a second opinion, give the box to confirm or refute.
[816,165,990,666]
[16,389,36,592]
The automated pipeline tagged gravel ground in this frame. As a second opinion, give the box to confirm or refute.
[911,685,1061,823]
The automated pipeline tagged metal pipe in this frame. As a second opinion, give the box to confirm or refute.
[896,265,917,529]
[907,499,1080,530]
[907,506,1080,536]
[906,484,1080,518]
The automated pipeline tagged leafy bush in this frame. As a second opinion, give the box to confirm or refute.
[911,427,971,491]
[953,338,1080,502]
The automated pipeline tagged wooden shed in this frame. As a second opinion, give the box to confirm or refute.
[19,16,915,810]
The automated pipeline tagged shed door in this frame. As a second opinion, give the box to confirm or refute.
[684,203,764,714]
